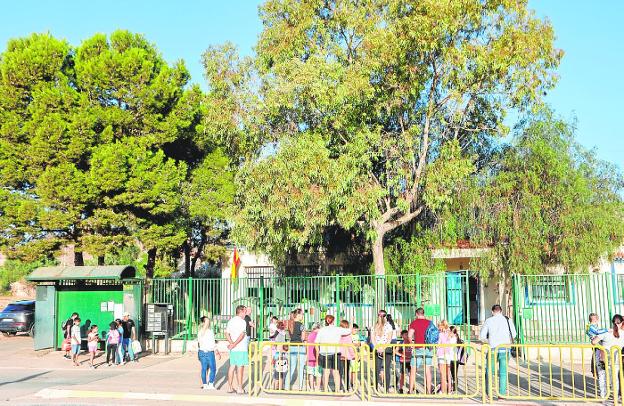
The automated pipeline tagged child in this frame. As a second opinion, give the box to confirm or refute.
[587,313,608,374]
[436,320,452,394]
[70,317,82,367]
[106,322,120,366]
[339,320,354,391]
[268,316,279,340]
[350,323,361,391]
[306,323,322,391]
[394,330,412,394]
[273,345,289,390]
[115,319,124,365]
[449,326,468,391]
[87,325,99,369]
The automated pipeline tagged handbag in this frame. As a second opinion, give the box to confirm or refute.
[505,316,521,358]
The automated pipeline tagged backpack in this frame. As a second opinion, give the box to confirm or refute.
[424,321,439,344]
[61,319,69,331]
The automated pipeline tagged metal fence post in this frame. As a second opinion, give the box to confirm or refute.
[182,276,193,354]
[335,273,341,319]
[259,275,265,343]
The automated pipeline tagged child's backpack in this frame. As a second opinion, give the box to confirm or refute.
[275,354,288,373]
[425,321,440,344]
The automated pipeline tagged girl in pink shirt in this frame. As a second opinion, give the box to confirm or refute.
[306,324,322,391]
[436,320,452,394]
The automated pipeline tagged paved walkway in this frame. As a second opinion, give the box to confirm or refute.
[0,334,610,405]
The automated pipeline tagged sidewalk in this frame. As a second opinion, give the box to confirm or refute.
[0,336,608,406]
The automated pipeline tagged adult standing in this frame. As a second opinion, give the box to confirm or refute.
[315,314,351,392]
[286,308,307,391]
[592,314,624,398]
[244,306,256,340]
[479,304,516,399]
[408,307,433,394]
[371,310,394,393]
[63,312,79,360]
[197,316,221,390]
[122,313,138,363]
[226,305,249,394]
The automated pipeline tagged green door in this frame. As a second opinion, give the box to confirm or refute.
[446,272,465,325]
[56,290,124,348]
[34,285,56,350]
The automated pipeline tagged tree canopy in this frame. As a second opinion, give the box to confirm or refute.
[0,31,233,277]
[234,0,562,274]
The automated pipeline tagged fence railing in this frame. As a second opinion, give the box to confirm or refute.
[150,272,473,344]
[512,273,624,344]
[247,342,624,404]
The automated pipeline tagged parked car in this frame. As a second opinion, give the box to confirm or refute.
[0,300,35,337]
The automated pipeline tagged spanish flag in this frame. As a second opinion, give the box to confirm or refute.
[231,247,241,280]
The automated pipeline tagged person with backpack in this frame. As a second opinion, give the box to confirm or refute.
[479,304,516,400]
[62,313,79,360]
[408,307,438,394]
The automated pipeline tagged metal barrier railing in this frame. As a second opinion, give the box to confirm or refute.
[490,343,611,403]
[248,342,620,403]
[250,341,363,397]
[368,343,483,401]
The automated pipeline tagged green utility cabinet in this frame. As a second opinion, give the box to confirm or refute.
[27,265,143,350]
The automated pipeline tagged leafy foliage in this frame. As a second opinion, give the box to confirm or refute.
[235,0,562,274]
[467,111,624,277]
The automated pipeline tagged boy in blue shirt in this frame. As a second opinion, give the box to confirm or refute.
[586,313,608,380]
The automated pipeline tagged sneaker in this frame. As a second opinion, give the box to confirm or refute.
[206,383,215,390]
[202,384,209,390]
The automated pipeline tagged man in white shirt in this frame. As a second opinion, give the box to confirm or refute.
[479,304,516,398]
[226,305,249,394]
[70,317,82,366]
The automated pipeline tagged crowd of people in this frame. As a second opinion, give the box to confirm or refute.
[61,312,139,368]
[193,304,521,397]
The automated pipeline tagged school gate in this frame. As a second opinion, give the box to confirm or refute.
[149,272,475,345]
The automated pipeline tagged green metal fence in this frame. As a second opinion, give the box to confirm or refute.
[149,272,473,345]
[513,272,624,344]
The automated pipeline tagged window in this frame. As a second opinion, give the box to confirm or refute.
[527,276,572,304]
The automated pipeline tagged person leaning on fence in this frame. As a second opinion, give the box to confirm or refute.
[339,320,356,391]
[479,304,516,400]
[286,308,307,391]
[226,305,249,394]
[315,314,352,392]
[394,329,412,394]
[372,310,394,393]
[449,325,465,393]
[408,307,433,394]
[592,314,624,399]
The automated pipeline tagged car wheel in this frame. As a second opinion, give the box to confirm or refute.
[29,324,35,337]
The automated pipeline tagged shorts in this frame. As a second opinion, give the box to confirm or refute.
[306,365,322,377]
[411,348,433,368]
[351,359,360,373]
[230,351,249,367]
[319,354,338,370]
[71,344,81,355]
[440,353,456,364]
[88,343,97,353]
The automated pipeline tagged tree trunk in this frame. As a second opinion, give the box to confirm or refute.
[97,256,105,266]
[190,231,207,276]
[74,250,84,266]
[183,238,191,277]
[372,229,386,276]
[145,248,157,279]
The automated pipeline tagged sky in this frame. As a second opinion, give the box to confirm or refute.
[0,0,621,169]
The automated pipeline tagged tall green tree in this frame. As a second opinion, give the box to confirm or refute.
[0,31,202,277]
[468,111,624,303]
[234,0,562,274]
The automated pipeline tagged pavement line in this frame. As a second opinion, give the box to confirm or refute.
[33,388,491,405]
